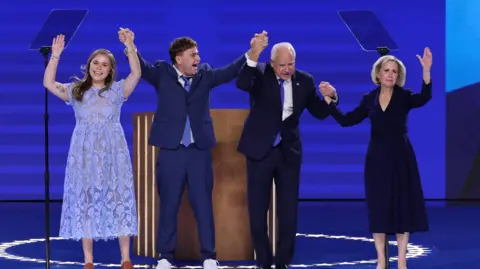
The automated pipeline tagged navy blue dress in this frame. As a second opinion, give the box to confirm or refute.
[328,80,432,234]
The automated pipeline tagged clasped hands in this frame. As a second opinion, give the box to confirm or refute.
[248,30,338,104]
[247,30,268,61]
[319,81,337,104]
[118,27,135,51]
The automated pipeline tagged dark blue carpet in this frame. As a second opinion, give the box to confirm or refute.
[0,201,477,268]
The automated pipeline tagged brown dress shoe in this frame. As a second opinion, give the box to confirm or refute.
[84,263,94,269]
[121,260,134,269]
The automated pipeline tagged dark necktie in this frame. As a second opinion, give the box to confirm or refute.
[273,79,285,146]
[181,76,192,146]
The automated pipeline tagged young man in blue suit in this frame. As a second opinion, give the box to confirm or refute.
[237,41,338,269]
[119,29,266,269]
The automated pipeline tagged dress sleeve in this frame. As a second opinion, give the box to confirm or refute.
[64,83,75,106]
[111,79,127,104]
[327,93,369,127]
[408,80,432,109]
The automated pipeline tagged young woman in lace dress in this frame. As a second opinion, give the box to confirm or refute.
[42,29,141,269]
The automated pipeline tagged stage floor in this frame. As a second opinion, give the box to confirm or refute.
[0,201,478,268]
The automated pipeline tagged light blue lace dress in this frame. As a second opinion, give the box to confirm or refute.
[59,79,138,240]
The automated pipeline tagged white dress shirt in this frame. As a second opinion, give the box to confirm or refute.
[245,58,293,121]
[245,56,337,122]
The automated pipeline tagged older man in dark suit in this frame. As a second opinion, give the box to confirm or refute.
[236,40,337,269]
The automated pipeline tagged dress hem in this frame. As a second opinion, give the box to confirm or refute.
[59,233,138,242]
[369,228,429,235]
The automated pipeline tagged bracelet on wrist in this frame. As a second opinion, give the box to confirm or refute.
[124,47,137,56]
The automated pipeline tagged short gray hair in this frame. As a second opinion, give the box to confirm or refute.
[371,55,407,87]
[270,42,296,61]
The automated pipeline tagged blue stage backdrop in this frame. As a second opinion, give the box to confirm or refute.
[0,0,445,200]
[446,0,480,199]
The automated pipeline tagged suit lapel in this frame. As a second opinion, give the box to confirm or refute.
[167,65,180,81]
[266,65,283,110]
[167,65,201,98]
[167,66,188,98]
[188,72,202,97]
[291,72,300,116]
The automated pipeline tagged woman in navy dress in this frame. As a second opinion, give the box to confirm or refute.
[320,47,432,269]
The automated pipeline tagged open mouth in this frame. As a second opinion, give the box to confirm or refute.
[192,63,198,68]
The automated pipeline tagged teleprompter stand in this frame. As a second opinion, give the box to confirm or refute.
[29,9,88,268]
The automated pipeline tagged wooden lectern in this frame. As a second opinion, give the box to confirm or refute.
[133,109,277,261]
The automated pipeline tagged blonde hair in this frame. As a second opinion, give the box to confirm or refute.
[370,55,406,87]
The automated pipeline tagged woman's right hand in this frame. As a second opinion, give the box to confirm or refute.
[324,95,332,104]
[319,81,333,104]
[51,34,65,58]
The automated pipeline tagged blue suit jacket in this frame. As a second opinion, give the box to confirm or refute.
[235,63,336,160]
[137,51,247,149]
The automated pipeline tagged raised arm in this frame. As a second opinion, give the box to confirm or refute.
[235,61,264,93]
[409,47,433,109]
[324,88,369,127]
[136,51,163,87]
[235,32,268,92]
[120,28,162,87]
[408,80,432,109]
[42,34,69,101]
[306,76,330,120]
[211,31,268,88]
[118,28,141,99]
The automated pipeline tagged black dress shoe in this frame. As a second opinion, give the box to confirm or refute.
[260,265,271,269]
[275,264,288,269]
